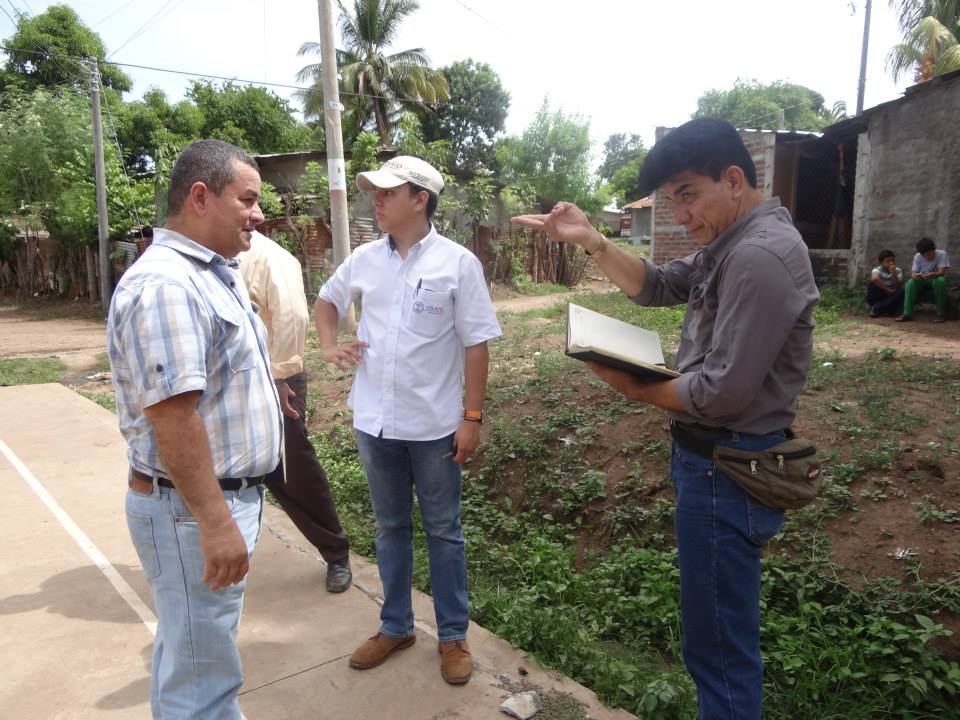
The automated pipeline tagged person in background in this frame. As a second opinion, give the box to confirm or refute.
[898,237,951,322]
[238,230,353,593]
[866,249,904,317]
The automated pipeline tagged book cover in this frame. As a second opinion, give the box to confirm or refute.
[565,303,680,382]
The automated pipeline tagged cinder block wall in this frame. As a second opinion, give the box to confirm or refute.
[849,77,960,284]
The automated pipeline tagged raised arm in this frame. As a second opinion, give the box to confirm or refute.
[513,202,648,297]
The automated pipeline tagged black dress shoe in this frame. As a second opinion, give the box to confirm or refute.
[326,558,352,593]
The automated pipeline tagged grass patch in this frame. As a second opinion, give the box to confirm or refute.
[0,356,65,385]
[77,391,115,412]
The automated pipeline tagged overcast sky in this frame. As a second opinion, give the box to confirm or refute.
[1,0,911,159]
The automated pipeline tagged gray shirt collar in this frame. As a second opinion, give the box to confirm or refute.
[702,198,783,271]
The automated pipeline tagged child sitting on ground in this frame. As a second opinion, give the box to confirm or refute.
[866,249,904,317]
[897,237,951,323]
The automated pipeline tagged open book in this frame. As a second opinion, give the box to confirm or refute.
[566,303,680,381]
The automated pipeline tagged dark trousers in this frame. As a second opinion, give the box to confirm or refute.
[866,284,904,315]
[265,372,349,563]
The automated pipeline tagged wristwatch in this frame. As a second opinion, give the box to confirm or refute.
[463,410,483,424]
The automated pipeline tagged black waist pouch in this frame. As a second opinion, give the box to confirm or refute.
[713,436,822,510]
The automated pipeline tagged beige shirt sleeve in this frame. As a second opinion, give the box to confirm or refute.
[239,235,309,380]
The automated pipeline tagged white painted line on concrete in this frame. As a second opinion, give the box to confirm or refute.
[0,437,158,636]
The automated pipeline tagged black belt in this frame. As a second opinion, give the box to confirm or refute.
[670,420,737,459]
[131,468,265,491]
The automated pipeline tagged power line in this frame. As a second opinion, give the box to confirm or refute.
[0,43,480,110]
[96,66,147,239]
[107,0,187,60]
[93,0,145,30]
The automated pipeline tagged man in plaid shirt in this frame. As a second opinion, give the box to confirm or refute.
[108,139,281,719]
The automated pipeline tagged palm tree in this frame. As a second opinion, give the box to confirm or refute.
[887,0,960,81]
[296,0,448,145]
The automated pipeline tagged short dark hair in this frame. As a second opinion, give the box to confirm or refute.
[916,237,936,254]
[878,249,895,262]
[408,183,439,220]
[637,117,757,197]
[167,139,258,216]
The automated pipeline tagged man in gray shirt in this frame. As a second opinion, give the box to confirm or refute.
[514,118,819,720]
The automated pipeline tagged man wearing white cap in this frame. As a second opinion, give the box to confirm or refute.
[314,156,501,685]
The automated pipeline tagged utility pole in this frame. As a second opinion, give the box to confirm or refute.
[316,0,355,330]
[856,0,872,115]
[90,58,112,314]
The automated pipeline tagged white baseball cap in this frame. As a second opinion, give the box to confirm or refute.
[356,155,444,197]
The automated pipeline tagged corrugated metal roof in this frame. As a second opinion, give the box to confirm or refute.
[622,196,653,210]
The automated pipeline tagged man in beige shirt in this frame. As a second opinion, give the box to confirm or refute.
[238,230,352,592]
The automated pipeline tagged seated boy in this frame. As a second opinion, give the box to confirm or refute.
[897,237,951,322]
[866,249,904,317]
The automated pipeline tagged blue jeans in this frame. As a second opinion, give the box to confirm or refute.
[355,430,468,641]
[126,481,265,719]
[671,431,786,720]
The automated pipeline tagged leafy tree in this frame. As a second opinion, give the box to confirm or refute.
[496,98,603,212]
[886,0,960,82]
[1,4,131,93]
[113,82,315,174]
[693,80,840,132]
[296,0,449,145]
[418,59,509,170]
[598,133,644,181]
[0,86,153,299]
[598,133,647,205]
[187,81,316,153]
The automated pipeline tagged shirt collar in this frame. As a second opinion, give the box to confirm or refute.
[153,228,239,268]
[385,224,437,257]
[702,198,782,270]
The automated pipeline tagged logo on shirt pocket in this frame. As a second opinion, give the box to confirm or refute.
[413,300,445,315]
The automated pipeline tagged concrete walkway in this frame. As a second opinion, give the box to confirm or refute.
[0,383,633,720]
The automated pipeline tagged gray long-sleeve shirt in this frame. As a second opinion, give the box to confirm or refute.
[634,198,819,434]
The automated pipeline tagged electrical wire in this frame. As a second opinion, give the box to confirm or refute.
[93,0,145,30]
[96,69,148,240]
[107,0,188,60]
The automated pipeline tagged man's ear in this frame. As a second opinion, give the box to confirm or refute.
[723,165,747,197]
[413,190,429,214]
[187,181,209,215]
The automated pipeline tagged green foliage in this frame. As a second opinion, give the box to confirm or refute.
[0,86,152,245]
[887,14,960,82]
[296,0,449,145]
[418,59,510,170]
[258,182,284,220]
[0,357,65,385]
[1,4,132,93]
[347,131,381,201]
[496,98,603,211]
[0,218,15,262]
[694,79,843,131]
[598,133,647,199]
[186,80,316,154]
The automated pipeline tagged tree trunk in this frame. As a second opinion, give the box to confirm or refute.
[85,244,99,304]
[374,101,390,145]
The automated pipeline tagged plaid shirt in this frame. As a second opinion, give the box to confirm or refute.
[107,229,282,479]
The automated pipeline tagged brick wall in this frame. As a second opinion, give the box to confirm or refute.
[259,218,332,274]
[808,249,849,286]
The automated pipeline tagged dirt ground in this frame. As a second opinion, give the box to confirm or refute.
[3,291,960,615]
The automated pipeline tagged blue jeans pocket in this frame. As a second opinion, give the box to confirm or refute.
[127,511,161,580]
[745,495,784,545]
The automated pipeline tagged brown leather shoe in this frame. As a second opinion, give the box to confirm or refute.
[349,633,416,670]
[438,639,473,685]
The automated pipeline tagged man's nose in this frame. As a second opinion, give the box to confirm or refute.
[250,203,265,225]
[672,205,689,225]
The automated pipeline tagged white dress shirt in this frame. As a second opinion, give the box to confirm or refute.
[318,226,501,441]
